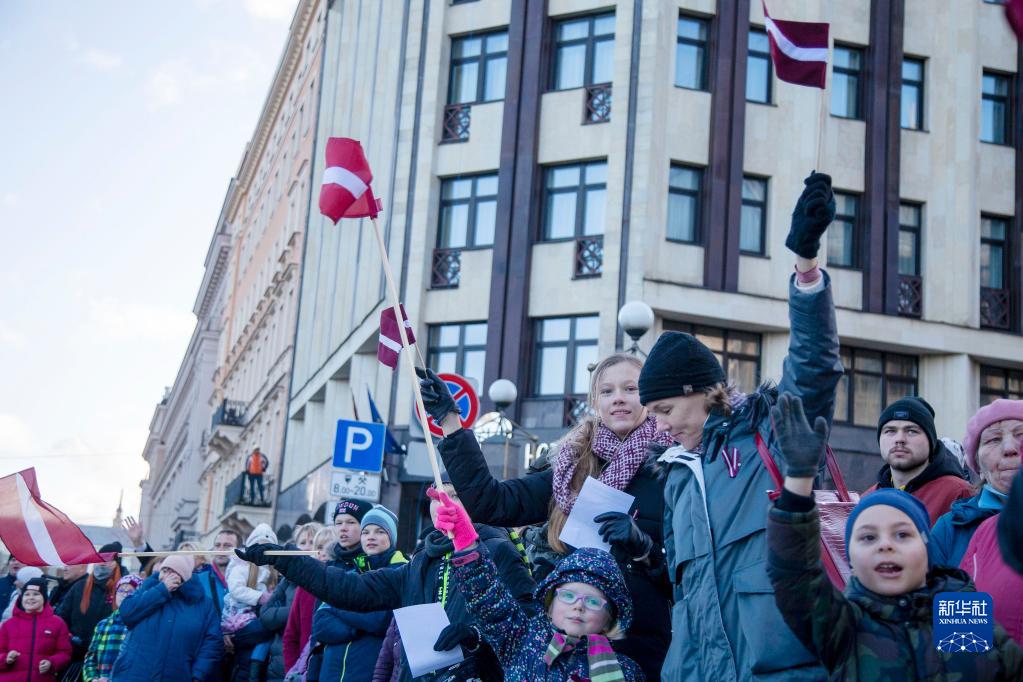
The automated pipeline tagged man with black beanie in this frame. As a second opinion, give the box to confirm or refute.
[865,396,973,524]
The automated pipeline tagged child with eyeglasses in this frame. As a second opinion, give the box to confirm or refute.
[429,488,643,681]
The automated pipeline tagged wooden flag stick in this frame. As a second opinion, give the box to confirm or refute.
[815,87,827,171]
[369,217,445,491]
[120,550,317,558]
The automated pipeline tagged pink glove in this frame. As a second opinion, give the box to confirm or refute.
[427,488,478,552]
[259,592,272,606]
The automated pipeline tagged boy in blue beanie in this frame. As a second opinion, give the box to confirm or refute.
[765,393,1022,679]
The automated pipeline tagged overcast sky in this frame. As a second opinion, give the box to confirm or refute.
[0,0,297,527]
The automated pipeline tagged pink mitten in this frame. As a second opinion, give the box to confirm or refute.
[258,592,272,606]
[427,487,478,551]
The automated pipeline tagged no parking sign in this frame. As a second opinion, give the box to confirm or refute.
[415,372,480,438]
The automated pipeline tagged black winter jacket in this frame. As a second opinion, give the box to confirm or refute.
[259,578,298,682]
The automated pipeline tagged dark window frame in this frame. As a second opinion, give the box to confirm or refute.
[739,175,769,256]
[898,201,923,277]
[427,322,488,384]
[550,12,616,91]
[675,13,710,91]
[541,160,608,242]
[981,69,1013,145]
[666,163,704,245]
[901,56,926,130]
[828,191,862,269]
[746,26,773,104]
[447,29,509,105]
[981,213,1010,290]
[833,347,920,427]
[662,321,763,388]
[980,365,1023,404]
[531,315,600,397]
[832,44,866,120]
[437,173,499,249]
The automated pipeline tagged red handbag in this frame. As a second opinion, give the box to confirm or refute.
[755,433,859,590]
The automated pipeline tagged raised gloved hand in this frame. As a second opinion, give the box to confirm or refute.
[998,469,1023,576]
[433,623,480,652]
[785,172,836,259]
[427,487,478,551]
[769,393,829,479]
[594,511,653,560]
[234,543,283,567]
[415,367,462,424]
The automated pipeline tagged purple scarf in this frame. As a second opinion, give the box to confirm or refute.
[552,416,672,515]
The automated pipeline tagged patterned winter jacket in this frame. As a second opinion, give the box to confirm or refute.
[451,545,643,681]
[766,500,1023,680]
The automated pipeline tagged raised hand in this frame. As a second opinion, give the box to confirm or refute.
[122,516,145,547]
[234,543,283,566]
[594,512,653,560]
[426,487,478,551]
[786,172,836,259]
[415,367,461,424]
[769,393,829,479]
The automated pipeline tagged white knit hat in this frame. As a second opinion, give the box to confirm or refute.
[245,523,278,547]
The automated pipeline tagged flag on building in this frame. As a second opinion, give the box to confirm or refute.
[378,304,416,370]
[367,387,404,454]
[319,137,382,223]
[0,468,117,567]
[762,1,829,89]
[1007,0,1023,41]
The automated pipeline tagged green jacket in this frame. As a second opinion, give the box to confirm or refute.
[766,502,1023,681]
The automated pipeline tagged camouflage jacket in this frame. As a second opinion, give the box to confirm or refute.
[766,503,1023,681]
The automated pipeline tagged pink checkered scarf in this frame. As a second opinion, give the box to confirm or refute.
[552,416,672,515]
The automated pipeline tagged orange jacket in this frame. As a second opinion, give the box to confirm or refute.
[247,452,268,475]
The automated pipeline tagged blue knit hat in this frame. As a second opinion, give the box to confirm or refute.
[361,505,398,546]
[535,548,632,632]
[845,489,930,560]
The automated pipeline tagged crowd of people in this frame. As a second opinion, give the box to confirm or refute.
[0,172,1021,681]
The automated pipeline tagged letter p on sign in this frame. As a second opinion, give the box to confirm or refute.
[332,419,386,473]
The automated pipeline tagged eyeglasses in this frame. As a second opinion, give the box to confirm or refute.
[115,587,135,595]
[553,588,609,612]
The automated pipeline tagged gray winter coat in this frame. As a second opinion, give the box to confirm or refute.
[660,273,842,682]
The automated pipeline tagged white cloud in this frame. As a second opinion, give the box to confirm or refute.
[0,328,26,348]
[243,0,296,21]
[2,193,17,207]
[143,59,188,109]
[78,298,194,343]
[82,47,123,71]
[0,414,34,455]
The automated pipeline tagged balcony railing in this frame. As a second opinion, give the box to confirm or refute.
[584,83,612,124]
[442,103,471,142]
[980,287,1011,330]
[211,399,246,430]
[574,235,603,278]
[431,248,461,288]
[223,472,272,513]
[897,274,922,318]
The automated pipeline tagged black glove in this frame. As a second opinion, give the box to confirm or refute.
[594,511,653,559]
[415,367,461,423]
[433,623,480,652]
[769,393,829,478]
[785,172,836,258]
[998,469,1023,576]
[234,543,283,566]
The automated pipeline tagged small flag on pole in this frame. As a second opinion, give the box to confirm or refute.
[0,468,117,567]
[378,305,416,370]
[1007,0,1023,41]
[762,1,829,89]
[319,137,382,223]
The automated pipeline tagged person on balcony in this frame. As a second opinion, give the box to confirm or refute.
[245,448,270,505]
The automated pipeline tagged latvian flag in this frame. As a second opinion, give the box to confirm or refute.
[762,1,829,89]
[0,468,116,566]
[319,137,382,223]
[378,304,416,370]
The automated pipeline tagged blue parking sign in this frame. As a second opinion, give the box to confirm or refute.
[333,419,386,473]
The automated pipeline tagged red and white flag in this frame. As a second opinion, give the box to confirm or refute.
[0,468,116,567]
[1007,0,1023,41]
[762,1,829,89]
[319,137,382,223]
[378,304,416,369]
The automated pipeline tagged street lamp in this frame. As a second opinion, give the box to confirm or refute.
[618,301,654,356]
[487,379,518,411]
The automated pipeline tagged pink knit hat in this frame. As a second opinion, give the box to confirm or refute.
[161,554,194,583]
[964,399,1023,473]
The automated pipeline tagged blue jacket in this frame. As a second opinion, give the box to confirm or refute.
[194,565,229,615]
[659,273,841,682]
[112,574,224,681]
[929,486,1005,568]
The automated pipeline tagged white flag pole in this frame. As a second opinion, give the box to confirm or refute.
[369,216,446,491]
[815,12,830,171]
[120,550,316,557]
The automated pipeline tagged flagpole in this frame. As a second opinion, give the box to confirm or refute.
[815,89,827,171]
[120,550,317,558]
[368,216,446,491]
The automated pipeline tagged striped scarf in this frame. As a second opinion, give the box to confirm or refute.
[542,631,625,682]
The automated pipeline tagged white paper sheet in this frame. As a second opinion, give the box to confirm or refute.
[558,476,636,552]
[393,602,464,678]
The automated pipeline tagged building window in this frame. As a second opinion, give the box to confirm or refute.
[552,13,615,91]
[901,57,925,130]
[533,315,600,396]
[898,203,922,277]
[831,45,865,119]
[981,71,1012,145]
[427,322,487,389]
[834,347,919,427]
[676,15,709,91]
[662,322,762,390]
[746,28,772,104]
[740,176,768,255]
[438,174,498,248]
[448,31,508,104]
[666,164,703,243]
[827,192,860,268]
[980,365,1023,405]
[543,161,607,240]
[981,215,1009,290]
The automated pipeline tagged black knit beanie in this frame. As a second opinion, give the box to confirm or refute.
[639,331,726,405]
[16,577,49,610]
[333,498,374,523]
[877,396,938,456]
